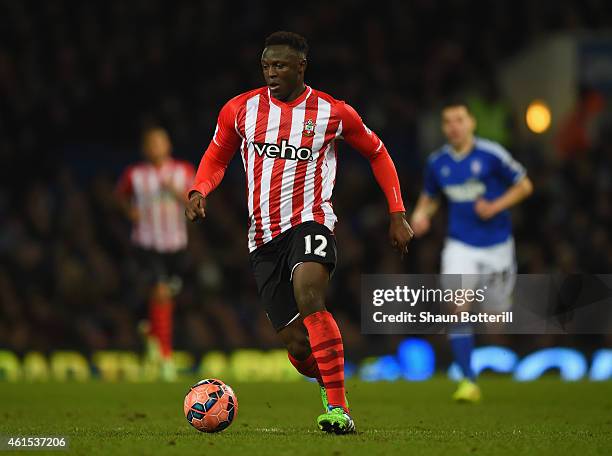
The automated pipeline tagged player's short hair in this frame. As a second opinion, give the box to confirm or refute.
[264,31,309,56]
[441,97,472,114]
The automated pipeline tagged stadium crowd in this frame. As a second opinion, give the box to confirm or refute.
[1,0,611,355]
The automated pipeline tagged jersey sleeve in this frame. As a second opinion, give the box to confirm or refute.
[491,145,526,185]
[422,158,440,197]
[337,102,405,213]
[189,100,242,197]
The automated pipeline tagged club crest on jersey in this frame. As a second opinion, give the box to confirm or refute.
[302,119,316,137]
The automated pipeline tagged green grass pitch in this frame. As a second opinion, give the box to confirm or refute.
[1,377,610,455]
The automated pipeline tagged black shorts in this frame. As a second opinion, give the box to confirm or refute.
[249,221,337,331]
[135,248,187,285]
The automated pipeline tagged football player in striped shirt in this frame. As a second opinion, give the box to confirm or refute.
[117,126,195,381]
[186,31,414,433]
[411,101,533,402]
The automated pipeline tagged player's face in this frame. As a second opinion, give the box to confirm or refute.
[441,106,475,149]
[261,45,306,102]
[143,130,171,165]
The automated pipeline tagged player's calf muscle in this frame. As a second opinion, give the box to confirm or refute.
[278,322,311,360]
[285,336,311,360]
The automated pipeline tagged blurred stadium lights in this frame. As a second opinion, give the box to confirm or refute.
[360,355,403,382]
[500,35,574,144]
[0,343,610,382]
[448,346,519,381]
[397,338,436,381]
[526,100,552,134]
[513,348,588,381]
[589,349,612,381]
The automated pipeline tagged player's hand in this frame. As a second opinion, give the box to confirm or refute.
[185,192,207,221]
[389,212,414,259]
[474,198,499,220]
[410,212,431,238]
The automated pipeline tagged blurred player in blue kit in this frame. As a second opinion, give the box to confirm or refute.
[410,100,533,402]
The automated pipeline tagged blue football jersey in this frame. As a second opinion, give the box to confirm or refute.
[423,137,526,247]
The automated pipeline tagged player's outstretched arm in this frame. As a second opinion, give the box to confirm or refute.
[186,100,241,222]
[338,102,413,255]
[474,176,533,220]
[186,148,232,222]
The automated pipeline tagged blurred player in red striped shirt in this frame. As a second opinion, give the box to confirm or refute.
[117,126,194,381]
[186,32,414,433]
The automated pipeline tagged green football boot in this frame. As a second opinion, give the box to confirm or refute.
[452,379,482,403]
[317,406,355,434]
[319,385,350,412]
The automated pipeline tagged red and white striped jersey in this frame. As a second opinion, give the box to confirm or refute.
[191,85,405,252]
[117,158,195,253]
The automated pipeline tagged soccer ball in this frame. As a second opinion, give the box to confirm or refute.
[183,379,238,432]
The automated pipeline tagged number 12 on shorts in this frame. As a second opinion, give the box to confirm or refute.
[304,234,327,257]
